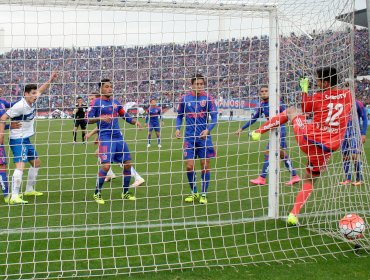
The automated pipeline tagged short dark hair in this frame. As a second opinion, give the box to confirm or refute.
[99,79,111,88]
[191,74,205,85]
[77,96,83,100]
[316,67,337,86]
[24,84,37,93]
[259,85,269,91]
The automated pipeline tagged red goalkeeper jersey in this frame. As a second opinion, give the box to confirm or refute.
[301,88,352,151]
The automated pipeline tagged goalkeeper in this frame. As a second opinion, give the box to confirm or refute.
[249,68,352,226]
[235,85,300,186]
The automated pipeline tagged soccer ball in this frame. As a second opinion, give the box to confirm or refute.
[339,214,365,240]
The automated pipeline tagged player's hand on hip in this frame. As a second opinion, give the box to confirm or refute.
[200,129,209,139]
[175,130,181,139]
[10,121,21,129]
[235,128,242,137]
[100,116,112,123]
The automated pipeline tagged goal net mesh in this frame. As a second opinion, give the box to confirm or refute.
[0,0,368,279]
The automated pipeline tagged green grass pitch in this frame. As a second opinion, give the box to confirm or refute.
[0,118,369,279]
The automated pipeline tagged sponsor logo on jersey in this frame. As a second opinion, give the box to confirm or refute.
[324,93,346,100]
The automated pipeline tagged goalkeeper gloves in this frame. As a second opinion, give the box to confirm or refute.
[299,77,309,93]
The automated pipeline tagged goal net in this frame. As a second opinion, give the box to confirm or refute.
[0,0,368,279]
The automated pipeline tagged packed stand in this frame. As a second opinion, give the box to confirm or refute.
[0,29,368,112]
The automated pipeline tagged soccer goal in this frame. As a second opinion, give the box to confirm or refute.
[0,0,368,279]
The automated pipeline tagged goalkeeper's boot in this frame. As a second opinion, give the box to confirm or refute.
[287,213,299,226]
[249,131,262,141]
[24,190,44,196]
[130,177,145,188]
[9,195,28,205]
[250,176,266,186]
[93,192,105,205]
[285,175,301,186]
[122,192,136,201]
[339,179,351,186]
[352,181,363,186]
[199,195,208,205]
[184,193,199,203]
[4,195,10,204]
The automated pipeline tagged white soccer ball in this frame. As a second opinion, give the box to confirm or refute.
[339,214,365,240]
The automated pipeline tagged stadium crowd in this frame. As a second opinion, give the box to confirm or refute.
[0,28,368,110]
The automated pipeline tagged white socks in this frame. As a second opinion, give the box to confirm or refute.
[131,167,141,180]
[107,168,114,177]
[11,169,23,198]
[26,167,39,192]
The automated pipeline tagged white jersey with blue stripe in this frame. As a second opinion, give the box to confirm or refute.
[6,98,36,139]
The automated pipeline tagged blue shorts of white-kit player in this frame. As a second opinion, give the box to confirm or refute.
[9,137,39,163]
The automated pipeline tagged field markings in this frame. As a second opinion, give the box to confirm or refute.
[2,209,369,236]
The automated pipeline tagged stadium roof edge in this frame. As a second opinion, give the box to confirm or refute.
[336,8,368,28]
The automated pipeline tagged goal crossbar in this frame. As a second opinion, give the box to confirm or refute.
[0,0,277,15]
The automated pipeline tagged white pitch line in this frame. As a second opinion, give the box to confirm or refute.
[2,211,369,236]
[0,216,269,235]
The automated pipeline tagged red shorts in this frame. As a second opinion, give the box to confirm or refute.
[292,116,332,174]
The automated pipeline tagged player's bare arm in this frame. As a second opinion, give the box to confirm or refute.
[131,119,143,129]
[235,128,243,137]
[37,72,58,97]
[175,129,181,139]
[0,113,9,144]
[85,127,98,140]
[88,116,112,124]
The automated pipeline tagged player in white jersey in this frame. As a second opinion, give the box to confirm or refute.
[0,72,58,204]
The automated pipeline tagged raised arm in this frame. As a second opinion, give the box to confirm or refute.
[300,77,314,113]
[37,72,58,97]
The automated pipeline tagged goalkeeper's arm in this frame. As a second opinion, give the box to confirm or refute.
[300,77,313,112]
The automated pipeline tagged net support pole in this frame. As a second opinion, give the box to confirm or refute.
[367,0,370,55]
[268,7,280,219]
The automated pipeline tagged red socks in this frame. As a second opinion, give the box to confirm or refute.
[290,182,313,215]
